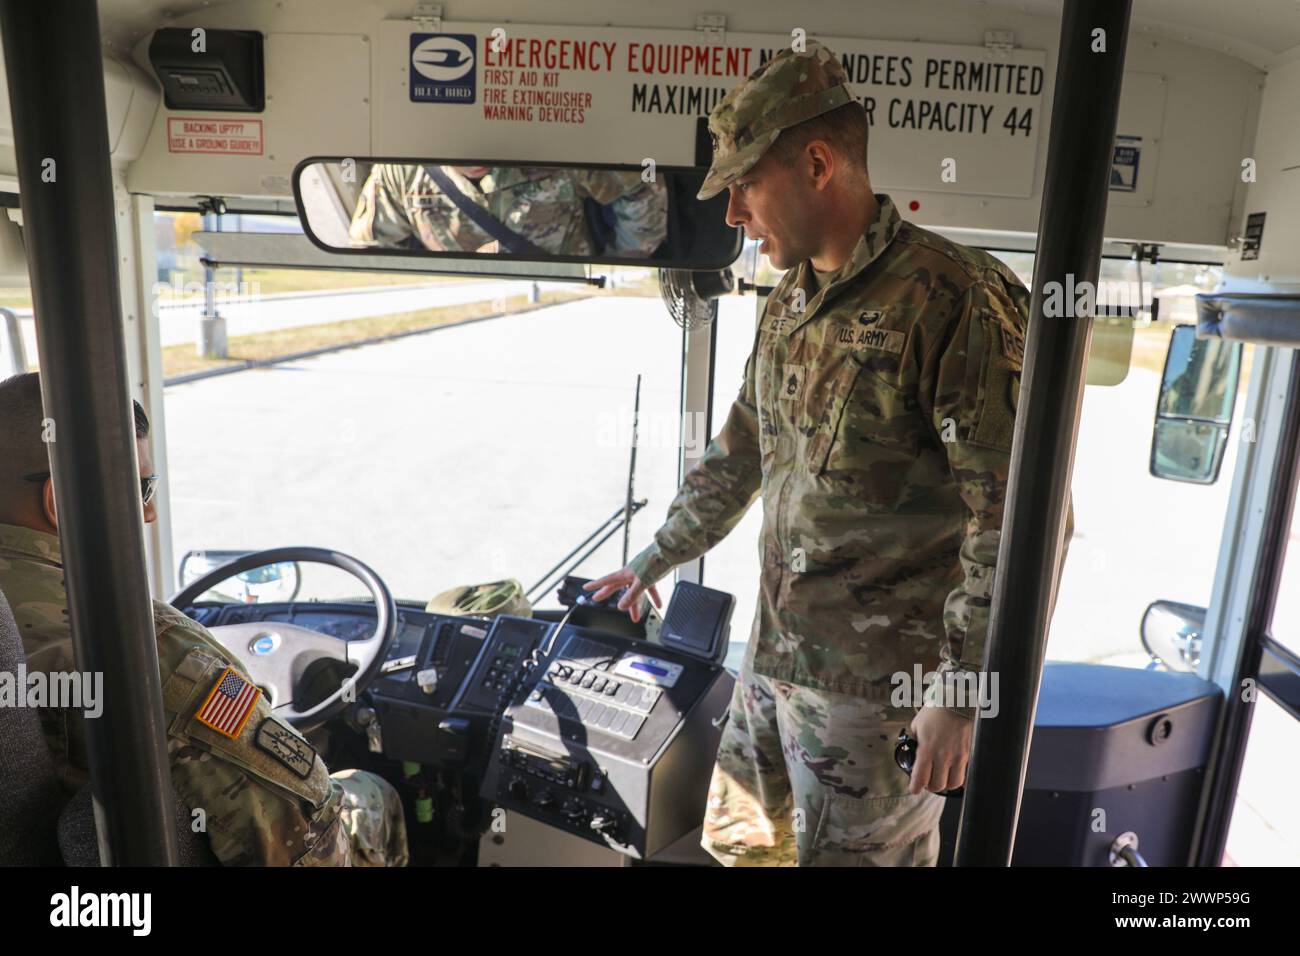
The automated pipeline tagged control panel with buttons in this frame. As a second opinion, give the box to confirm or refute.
[453,616,551,714]
[523,636,663,741]
[482,610,736,859]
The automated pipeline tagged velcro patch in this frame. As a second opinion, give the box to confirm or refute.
[195,667,261,740]
[254,717,317,779]
[777,364,806,401]
[762,312,798,335]
[834,325,905,353]
[997,319,1025,364]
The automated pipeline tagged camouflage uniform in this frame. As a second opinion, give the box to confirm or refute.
[0,523,408,866]
[704,641,945,866]
[627,43,1070,866]
[349,163,667,257]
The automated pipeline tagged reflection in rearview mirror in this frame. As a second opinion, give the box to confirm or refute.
[1151,419,1227,484]
[1149,325,1242,484]
[294,158,741,270]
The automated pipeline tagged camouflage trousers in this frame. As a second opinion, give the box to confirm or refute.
[333,769,410,867]
[702,650,945,867]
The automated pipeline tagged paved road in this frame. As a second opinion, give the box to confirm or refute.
[164,294,694,609]
[4,278,577,361]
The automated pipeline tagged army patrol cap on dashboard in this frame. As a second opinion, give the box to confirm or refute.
[425,579,532,618]
[697,40,855,200]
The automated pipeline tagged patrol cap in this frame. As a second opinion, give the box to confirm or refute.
[697,41,855,200]
[425,579,532,618]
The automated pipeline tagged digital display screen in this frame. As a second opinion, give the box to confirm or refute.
[490,618,550,651]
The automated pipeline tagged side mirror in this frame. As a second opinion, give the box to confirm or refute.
[1149,325,1242,483]
[1140,600,1205,673]
[177,549,302,604]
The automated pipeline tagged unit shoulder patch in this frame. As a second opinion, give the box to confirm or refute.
[995,313,1026,365]
[254,717,317,779]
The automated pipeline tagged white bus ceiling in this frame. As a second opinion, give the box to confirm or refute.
[0,0,1295,280]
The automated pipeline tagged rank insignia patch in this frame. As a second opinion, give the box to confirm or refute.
[254,717,316,779]
[195,667,261,739]
[778,364,806,401]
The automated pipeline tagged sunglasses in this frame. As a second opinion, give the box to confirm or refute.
[894,728,964,798]
[25,471,159,507]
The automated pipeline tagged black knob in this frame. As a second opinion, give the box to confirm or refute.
[507,778,529,801]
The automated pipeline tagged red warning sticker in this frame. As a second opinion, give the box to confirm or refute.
[166,117,264,155]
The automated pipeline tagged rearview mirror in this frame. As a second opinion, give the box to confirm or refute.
[293,157,741,270]
[1149,325,1242,483]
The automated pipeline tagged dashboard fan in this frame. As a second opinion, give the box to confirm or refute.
[658,268,735,331]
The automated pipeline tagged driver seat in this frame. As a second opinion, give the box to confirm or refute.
[58,780,219,866]
[0,589,63,864]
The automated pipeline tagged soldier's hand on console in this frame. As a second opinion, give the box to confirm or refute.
[583,567,662,624]
[907,705,974,796]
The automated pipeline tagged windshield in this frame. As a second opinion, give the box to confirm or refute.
[154,209,687,609]
[16,212,1243,675]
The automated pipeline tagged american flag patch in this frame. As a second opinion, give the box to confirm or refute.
[195,667,261,739]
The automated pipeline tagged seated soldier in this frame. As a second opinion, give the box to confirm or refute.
[0,372,408,866]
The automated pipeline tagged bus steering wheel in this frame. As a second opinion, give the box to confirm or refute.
[170,547,397,732]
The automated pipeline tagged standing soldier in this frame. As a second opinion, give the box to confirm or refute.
[587,41,1067,866]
